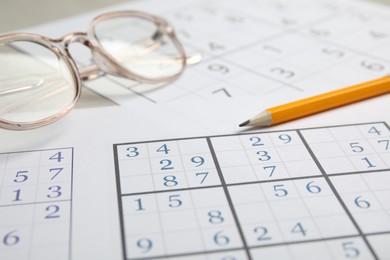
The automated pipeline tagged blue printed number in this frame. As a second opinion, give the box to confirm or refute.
[49,152,64,162]
[273,184,288,197]
[47,186,62,198]
[156,144,170,154]
[14,171,28,183]
[354,196,370,209]
[196,172,208,184]
[191,156,205,167]
[169,195,182,208]
[257,150,271,161]
[137,238,152,253]
[45,205,60,219]
[250,136,264,146]
[342,241,360,258]
[291,222,307,236]
[214,231,230,246]
[254,226,271,241]
[2,230,19,246]
[160,159,174,170]
[368,126,381,135]
[163,175,178,187]
[208,210,224,224]
[126,147,139,157]
[278,134,292,144]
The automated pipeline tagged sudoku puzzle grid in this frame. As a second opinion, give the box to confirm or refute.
[86,0,390,114]
[0,148,73,260]
[114,122,390,260]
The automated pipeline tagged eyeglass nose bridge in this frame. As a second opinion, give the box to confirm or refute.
[58,32,107,81]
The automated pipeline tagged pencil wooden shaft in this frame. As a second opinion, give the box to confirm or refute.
[269,76,390,125]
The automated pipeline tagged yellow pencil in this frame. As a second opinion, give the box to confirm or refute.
[239,76,390,127]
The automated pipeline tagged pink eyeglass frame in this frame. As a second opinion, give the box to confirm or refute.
[0,10,192,131]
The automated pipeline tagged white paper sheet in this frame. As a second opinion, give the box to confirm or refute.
[1,0,390,259]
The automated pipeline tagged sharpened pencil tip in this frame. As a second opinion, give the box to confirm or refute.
[239,120,250,127]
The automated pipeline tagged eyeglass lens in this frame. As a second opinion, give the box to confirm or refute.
[0,41,77,124]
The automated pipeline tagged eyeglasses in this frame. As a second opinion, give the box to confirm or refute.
[0,10,201,130]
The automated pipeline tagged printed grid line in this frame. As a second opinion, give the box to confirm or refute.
[206,137,252,260]
[113,122,390,259]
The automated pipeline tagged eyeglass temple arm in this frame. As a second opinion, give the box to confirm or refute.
[78,52,202,81]
[0,51,203,96]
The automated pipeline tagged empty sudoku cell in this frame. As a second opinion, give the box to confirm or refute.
[119,158,151,177]
[214,150,250,168]
[306,142,345,158]
[2,167,39,186]
[116,143,149,161]
[177,138,210,155]
[31,222,69,247]
[220,165,256,184]
[126,233,165,259]
[367,233,390,260]
[318,157,356,174]
[229,183,266,204]
[211,136,243,152]
[283,160,322,178]
[301,128,335,143]
[0,154,6,169]
[164,229,204,255]
[5,152,40,168]
[120,175,155,194]
[226,72,282,95]
[330,126,364,141]
[0,204,34,227]
[30,244,68,260]
[171,249,247,260]
[39,149,72,167]
[124,212,162,236]
[161,209,199,232]
[275,145,313,162]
